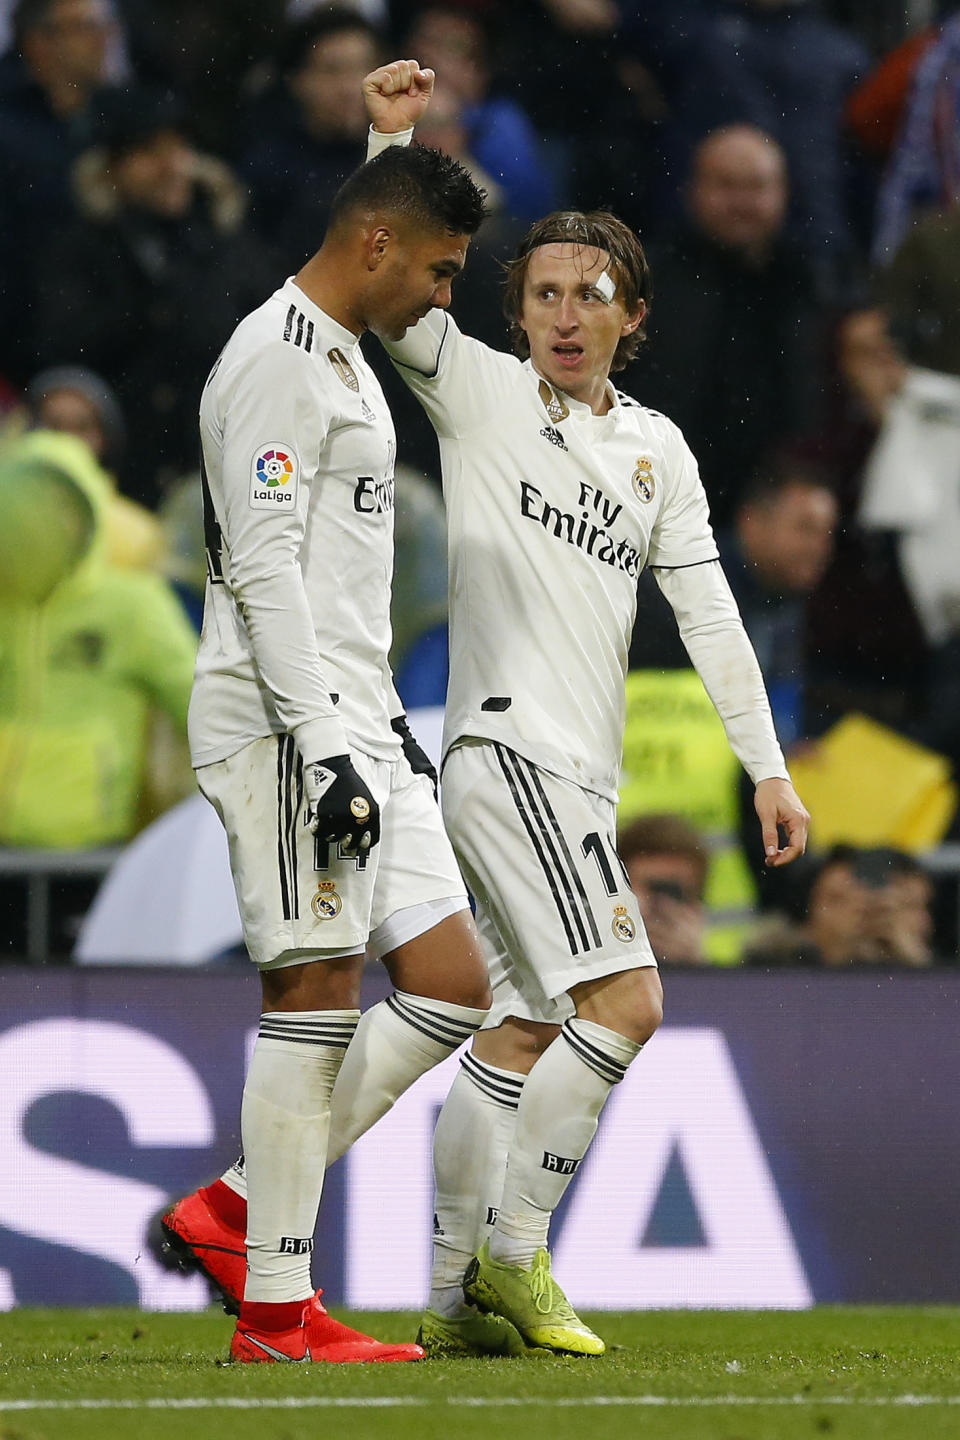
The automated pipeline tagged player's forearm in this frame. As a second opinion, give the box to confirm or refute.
[654,561,789,784]
[234,564,348,759]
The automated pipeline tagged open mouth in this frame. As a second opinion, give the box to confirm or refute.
[552,343,584,367]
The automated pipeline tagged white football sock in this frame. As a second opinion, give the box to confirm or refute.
[326,990,488,1163]
[242,1008,358,1304]
[428,1052,524,1317]
[219,992,488,1205]
[489,1018,642,1269]
[220,1155,246,1200]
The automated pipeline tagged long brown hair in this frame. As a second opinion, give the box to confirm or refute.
[503,211,652,373]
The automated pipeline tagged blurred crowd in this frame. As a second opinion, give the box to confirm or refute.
[1,0,959,966]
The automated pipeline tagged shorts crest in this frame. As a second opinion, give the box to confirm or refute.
[612,904,636,942]
[311,879,342,920]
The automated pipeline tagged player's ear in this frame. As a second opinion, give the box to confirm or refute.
[365,224,395,271]
[620,300,646,337]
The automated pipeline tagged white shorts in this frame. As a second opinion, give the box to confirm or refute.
[197,734,468,968]
[441,740,656,1027]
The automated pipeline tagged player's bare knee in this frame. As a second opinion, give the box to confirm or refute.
[473,1016,559,1074]
[260,951,364,1012]
[571,966,663,1046]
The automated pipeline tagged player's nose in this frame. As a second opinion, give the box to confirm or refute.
[432,279,454,309]
[555,296,578,331]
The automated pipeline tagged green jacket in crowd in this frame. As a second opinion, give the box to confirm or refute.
[0,431,197,848]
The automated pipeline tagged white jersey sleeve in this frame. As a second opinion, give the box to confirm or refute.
[208,340,348,761]
[646,422,716,568]
[383,310,514,438]
[653,560,789,784]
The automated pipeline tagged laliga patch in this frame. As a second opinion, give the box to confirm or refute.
[250,444,299,511]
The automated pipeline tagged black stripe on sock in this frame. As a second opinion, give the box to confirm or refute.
[460,1052,524,1108]
[259,1027,356,1048]
[259,1018,358,1038]
[461,1052,524,1093]
[494,745,585,955]
[562,1021,630,1084]
[386,994,477,1049]
[388,993,479,1045]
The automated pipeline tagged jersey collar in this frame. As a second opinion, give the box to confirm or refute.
[282,278,361,352]
[523,359,619,416]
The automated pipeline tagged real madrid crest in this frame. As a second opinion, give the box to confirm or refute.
[612,904,636,943]
[312,879,342,921]
[632,456,655,504]
[538,379,569,425]
[328,347,360,393]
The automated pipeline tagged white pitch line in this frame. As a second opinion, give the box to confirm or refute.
[1,1395,960,1411]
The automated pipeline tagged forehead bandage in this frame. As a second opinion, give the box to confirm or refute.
[595,270,617,303]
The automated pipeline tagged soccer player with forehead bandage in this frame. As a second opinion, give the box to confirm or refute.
[360,64,809,1359]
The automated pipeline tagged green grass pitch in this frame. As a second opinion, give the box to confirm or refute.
[2,1307,960,1440]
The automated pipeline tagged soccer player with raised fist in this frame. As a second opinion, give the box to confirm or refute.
[167,63,494,1365]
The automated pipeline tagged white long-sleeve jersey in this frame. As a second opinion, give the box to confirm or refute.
[189,277,403,769]
[384,310,787,801]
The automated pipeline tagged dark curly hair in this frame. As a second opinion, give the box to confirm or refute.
[503,210,652,373]
[330,144,488,238]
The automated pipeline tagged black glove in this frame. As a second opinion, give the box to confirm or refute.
[304,755,380,853]
[391,713,438,797]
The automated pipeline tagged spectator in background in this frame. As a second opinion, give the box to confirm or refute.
[619,813,710,965]
[405,7,555,222]
[746,844,936,967]
[640,125,821,527]
[872,12,960,265]
[857,235,960,774]
[240,8,382,269]
[17,364,166,571]
[34,86,275,507]
[801,307,929,739]
[0,430,196,855]
[633,0,868,301]
[720,456,838,750]
[0,0,118,383]
[876,200,960,381]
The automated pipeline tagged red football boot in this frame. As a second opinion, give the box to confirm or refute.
[161,1181,247,1314]
[231,1291,425,1364]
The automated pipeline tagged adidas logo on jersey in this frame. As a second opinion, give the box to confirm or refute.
[539,425,568,451]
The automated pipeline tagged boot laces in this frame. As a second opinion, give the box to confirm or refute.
[530,1251,576,1320]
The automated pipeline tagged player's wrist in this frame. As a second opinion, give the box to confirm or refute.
[366,123,415,158]
[292,715,349,766]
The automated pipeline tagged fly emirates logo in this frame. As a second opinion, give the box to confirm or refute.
[519,479,643,577]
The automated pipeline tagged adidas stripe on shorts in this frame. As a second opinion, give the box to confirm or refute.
[197,734,468,967]
[440,738,656,1028]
